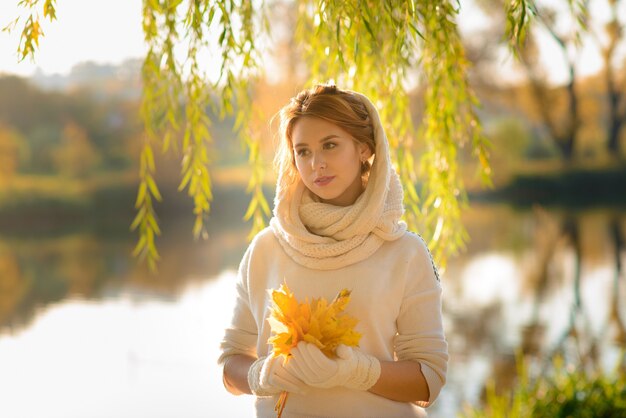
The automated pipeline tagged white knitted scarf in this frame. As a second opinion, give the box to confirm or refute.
[269,91,407,270]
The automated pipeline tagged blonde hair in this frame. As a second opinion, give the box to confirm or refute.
[274,84,376,198]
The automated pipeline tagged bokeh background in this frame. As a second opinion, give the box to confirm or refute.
[1,1,626,417]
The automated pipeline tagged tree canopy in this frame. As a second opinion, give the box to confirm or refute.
[6,0,535,271]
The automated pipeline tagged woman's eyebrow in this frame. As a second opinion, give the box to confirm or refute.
[294,134,340,148]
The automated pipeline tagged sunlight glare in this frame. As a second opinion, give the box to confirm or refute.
[460,253,520,307]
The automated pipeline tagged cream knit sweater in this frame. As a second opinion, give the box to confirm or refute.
[219,228,447,418]
[219,91,447,417]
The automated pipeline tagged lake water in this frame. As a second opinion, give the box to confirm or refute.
[1,203,625,418]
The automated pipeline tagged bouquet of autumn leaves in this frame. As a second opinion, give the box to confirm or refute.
[267,282,362,417]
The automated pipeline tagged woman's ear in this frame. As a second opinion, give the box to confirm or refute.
[359,142,373,160]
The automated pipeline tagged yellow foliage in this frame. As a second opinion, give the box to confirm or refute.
[267,283,361,358]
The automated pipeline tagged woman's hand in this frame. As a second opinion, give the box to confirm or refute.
[285,341,381,391]
[247,354,309,396]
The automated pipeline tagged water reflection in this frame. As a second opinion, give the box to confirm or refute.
[0,220,249,333]
[0,204,624,417]
[444,205,626,412]
[0,272,255,418]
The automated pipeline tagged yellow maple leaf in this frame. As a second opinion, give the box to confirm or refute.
[268,282,362,417]
[267,282,361,358]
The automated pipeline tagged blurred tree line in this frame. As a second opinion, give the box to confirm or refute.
[0,68,246,183]
[467,0,626,165]
[0,74,139,180]
[0,49,623,204]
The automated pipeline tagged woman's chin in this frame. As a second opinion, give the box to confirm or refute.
[317,193,339,203]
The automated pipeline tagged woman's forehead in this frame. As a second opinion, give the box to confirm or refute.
[292,117,350,145]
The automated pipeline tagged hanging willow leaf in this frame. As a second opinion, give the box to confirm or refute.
[505,0,536,57]
[7,0,543,271]
[42,0,56,20]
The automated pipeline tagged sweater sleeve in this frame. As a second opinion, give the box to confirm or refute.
[217,245,259,365]
[393,236,448,407]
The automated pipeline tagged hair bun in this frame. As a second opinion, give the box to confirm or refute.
[314,83,337,95]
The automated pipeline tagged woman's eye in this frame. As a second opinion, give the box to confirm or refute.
[323,142,337,150]
[296,149,309,157]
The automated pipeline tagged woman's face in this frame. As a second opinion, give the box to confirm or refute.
[292,116,372,207]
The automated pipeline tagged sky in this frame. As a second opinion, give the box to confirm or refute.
[457,0,626,85]
[0,0,624,86]
[0,0,146,76]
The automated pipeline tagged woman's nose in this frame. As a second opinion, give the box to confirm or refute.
[311,153,326,170]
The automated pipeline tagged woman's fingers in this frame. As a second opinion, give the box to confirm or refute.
[262,354,308,394]
[288,343,322,382]
[303,342,333,369]
[286,342,339,386]
[272,371,307,394]
[336,344,353,360]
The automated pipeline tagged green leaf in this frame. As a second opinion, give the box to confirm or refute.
[130,206,146,231]
[147,212,161,235]
[243,197,258,221]
[43,0,56,20]
[179,168,193,191]
[201,173,213,200]
[147,176,162,201]
[132,234,147,257]
[135,182,147,208]
[145,144,155,171]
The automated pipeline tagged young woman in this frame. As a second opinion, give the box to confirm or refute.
[218,85,448,417]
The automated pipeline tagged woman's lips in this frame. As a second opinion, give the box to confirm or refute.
[314,176,335,186]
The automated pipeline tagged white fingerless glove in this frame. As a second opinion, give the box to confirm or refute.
[285,342,381,391]
[248,355,308,397]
